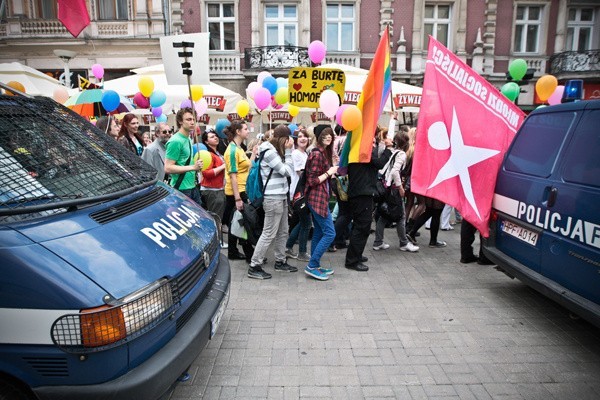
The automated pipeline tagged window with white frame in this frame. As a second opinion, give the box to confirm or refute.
[567,7,594,52]
[264,4,297,46]
[98,0,127,20]
[326,3,355,51]
[207,3,235,50]
[514,5,542,53]
[36,0,57,18]
[424,3,451,48]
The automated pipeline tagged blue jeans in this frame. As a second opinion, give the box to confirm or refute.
[307,204,335,269]
[286,209,311,254]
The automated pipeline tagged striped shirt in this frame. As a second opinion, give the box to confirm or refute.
[259,141,293,200]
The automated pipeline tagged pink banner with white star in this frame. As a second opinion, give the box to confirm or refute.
[411,37,525,236]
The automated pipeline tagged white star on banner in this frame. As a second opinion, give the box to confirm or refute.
[427,107,499,220]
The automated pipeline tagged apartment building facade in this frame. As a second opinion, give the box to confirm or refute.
[1,0,599,108]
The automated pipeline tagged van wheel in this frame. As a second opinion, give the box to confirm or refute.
[0,376,34,400]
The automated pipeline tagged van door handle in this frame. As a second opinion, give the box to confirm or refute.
[546,187,558,208]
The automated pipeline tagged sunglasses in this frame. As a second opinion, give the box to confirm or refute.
[162,130,172,134]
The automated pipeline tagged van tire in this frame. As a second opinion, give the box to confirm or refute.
[0,376,34,400]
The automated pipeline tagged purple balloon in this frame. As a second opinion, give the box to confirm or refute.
[180,99,192,109]
[336,104,350,125]
[134,92,150,108]
[152,106,163,117]
[254,87,271,110]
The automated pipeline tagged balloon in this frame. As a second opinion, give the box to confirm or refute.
[274,87,288,105]
[5,81,25,95]
[101,90,120,112]
[271,96,283,110]
[196,150,213,171]
[247,81,261,99]
[308,40,327,64]
[195,98,208,116]
[190,85,204,102]
[276,77,288,88]
[319,89,340,118]
[138,76,154,97]
[156,114,167,123]
[52,87,69,104]
[215,119,231,138]
[535,75,558,102]
[508,59,528,81]
[236,99,250,118]
[548,85,564,106]
[152,106,163,118]
[288,123,298,135]
[262,76,278,95]
[254,87,271,110]
[91,64,104,80]
[257,71,271,85]
[180,99,192,109]
[149,90,167,108]
[288,104,300,117]
[134,92,150,108]
[501,82,520,102]
[341,105,362,131]
[335,104,350,126]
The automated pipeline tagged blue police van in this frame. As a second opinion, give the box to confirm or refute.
[0,93,230,399]
[483,99,600,328]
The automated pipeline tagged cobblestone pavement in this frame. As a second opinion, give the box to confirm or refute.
[169,227,600,399]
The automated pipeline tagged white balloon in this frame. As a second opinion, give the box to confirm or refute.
[257,71,272,85]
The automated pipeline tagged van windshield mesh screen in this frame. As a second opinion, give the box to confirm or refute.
[0,96,157,221]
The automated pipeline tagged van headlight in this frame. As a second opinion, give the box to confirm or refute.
[51,279,179,352]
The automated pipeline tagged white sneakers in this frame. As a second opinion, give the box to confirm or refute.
[373,243,391,250]
[400,242,419,252]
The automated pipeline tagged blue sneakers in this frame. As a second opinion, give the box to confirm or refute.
[304,266,329,281]
[318,267,334,276]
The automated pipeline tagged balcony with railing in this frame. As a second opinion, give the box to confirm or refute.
[549,50,600,78]
[244,46,311,70]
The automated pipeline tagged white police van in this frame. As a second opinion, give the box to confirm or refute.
[483,99,599,328]
[0,92,230,399]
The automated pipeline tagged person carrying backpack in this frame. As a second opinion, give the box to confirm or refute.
[247,125,296,279]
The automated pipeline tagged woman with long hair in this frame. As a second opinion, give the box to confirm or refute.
[285,128,312,262]
[95,116,119,139]
[247,124,296,279]
[201,128,227,233]
[304,125,338,281]
[223,120,256,263]
[117,113,145,156]
[404,127,425,232]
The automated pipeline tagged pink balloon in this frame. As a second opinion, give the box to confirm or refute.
[134,92,150,108]
[195,98,208,116]
[319,89,340,118]
[547,85,564,106]
[270,96,283,110]
[152,106,163,117]
[335,104,350,125]
[254,87,271,110]
[91,64,104,80]
[308,40,327,64]
[180,99,192,109]
[247,81,261,99]
[257,71,272,85]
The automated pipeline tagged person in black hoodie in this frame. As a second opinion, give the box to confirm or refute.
[344,127,393,271]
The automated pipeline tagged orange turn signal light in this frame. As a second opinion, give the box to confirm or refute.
[80,305,126,348]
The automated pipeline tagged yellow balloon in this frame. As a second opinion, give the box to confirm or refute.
[535,75,558,102]
[341,105,362,131]
[274,87,288,105]
[288,104,300,117]
[191,85,204,102]
[138,76,154,98]
[5,81,25,96]
[236,100,250,118]
[195,150,213,171]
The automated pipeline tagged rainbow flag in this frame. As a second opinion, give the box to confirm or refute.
[340,26,391,166]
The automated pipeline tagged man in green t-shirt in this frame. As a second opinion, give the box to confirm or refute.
[165,107,203,205]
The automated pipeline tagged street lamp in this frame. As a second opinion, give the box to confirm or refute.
[53,49,78,88]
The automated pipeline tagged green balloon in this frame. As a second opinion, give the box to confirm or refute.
[501,82,520,102]
[508,59,528,81]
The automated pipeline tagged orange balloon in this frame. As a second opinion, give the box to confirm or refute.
[341,105,362,131]
[5,81,25,96]
[535,75,558,102]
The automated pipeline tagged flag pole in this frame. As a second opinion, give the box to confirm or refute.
[387,24,395,115]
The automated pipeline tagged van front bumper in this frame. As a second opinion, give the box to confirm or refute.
[33,253,231,400]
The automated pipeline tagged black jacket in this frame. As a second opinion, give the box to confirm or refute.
[347,146,392,198]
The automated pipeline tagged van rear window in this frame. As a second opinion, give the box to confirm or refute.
[562,109,600,188]
[0,96,156,222]
[504,111,575,178]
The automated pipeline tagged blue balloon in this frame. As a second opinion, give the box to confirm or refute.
[101,90,120,112]
[149,90,167,108]
[156,114,167,123]
[192,143,207,156]
[215,118,231,139]
[276,77,288,88]
[288,123,298,135]
[262,76,278,95]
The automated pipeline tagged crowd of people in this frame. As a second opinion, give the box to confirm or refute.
[104,108,491,281]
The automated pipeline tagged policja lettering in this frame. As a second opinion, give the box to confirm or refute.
[140,205,202,248]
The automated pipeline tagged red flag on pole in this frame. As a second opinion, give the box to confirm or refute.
[411,36,526,237]
[58,0,91,38]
